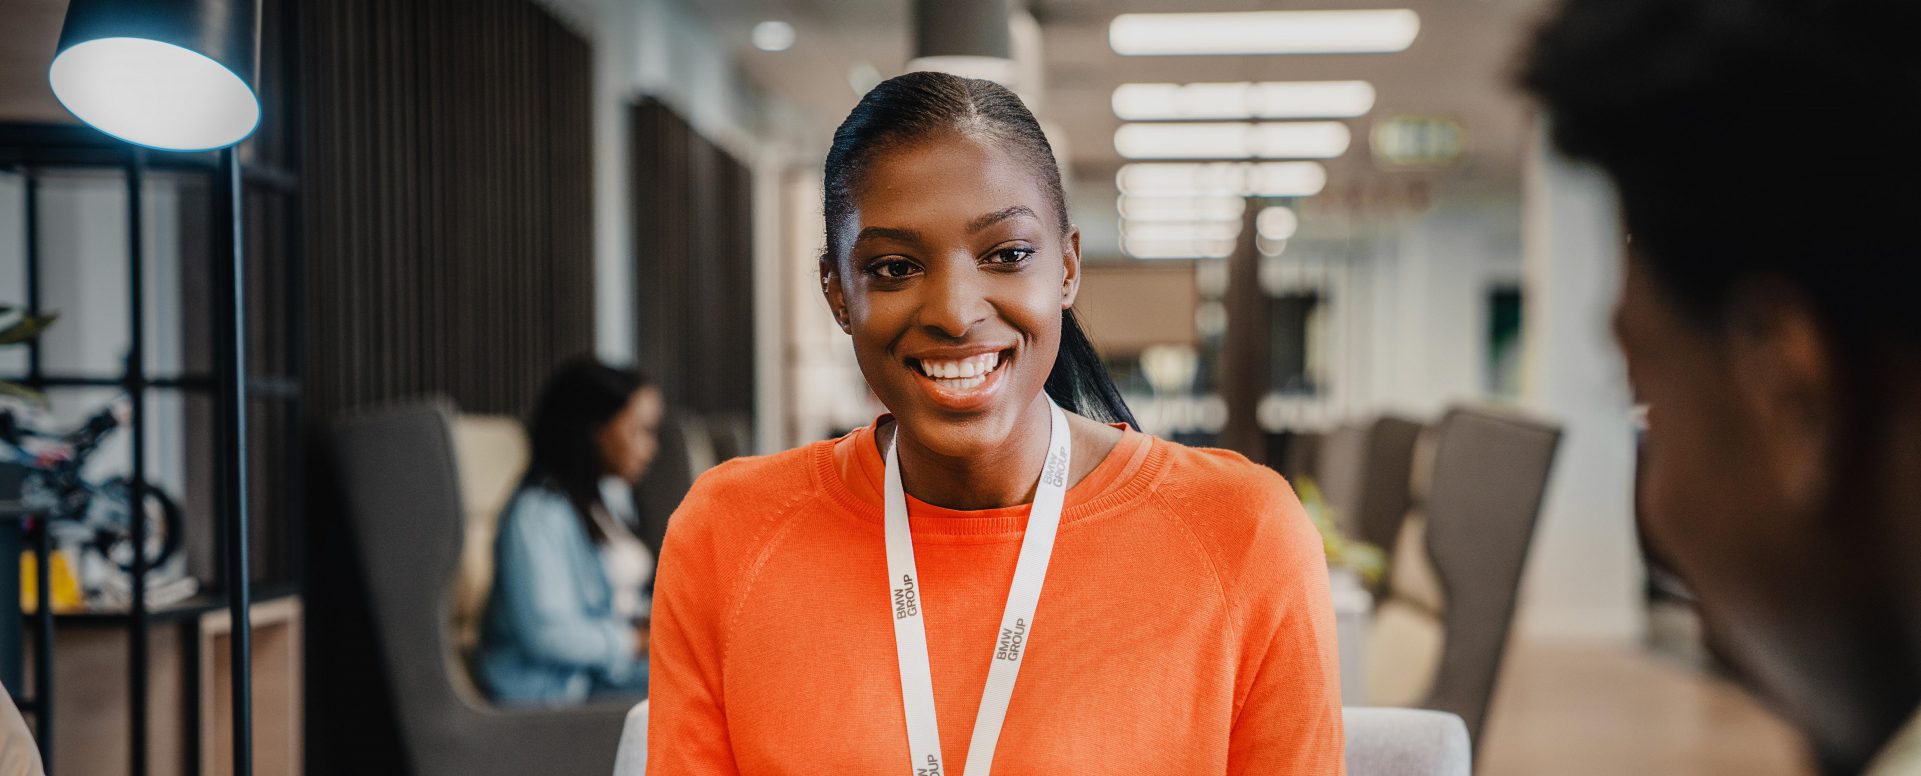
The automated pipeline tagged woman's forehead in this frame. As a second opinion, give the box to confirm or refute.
[849,133,1055,230]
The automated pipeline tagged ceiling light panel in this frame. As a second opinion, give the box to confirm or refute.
[1121,221,1244,243]
[1114,121,1351,160]
[1117,194,1246,222]
[1109,10,1420,56]
[1123,237,1238,260]
[1113,81,1377,121]
[1117,162,1329,198]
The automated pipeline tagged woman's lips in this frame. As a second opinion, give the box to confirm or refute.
[905,349,1012,411]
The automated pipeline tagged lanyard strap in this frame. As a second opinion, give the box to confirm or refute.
[884,400,1071,776]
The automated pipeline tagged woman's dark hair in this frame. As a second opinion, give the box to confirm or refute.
[1519,0,1921,347]
[522,356,650,544]
[823,71,1138,429]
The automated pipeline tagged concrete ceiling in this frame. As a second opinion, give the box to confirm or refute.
[692,0,1553,198]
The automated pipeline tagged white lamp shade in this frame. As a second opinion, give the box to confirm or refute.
[50,36,260,151]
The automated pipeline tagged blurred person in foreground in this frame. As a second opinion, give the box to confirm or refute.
[476,357,662,706]
[1,680,44,776]
[1523,0,1921,772]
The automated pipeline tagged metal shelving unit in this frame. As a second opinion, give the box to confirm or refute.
[0,122,302,776]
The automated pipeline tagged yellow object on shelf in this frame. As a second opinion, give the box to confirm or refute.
[20,548,86,614]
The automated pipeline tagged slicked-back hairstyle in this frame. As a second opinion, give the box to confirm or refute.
[824,71,1137,428]
[1520,0,1921,347]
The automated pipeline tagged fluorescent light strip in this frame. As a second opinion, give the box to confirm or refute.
[1110,10,1420,56]
[1114,121,1351,160]
[1117,162,1329,198]
[1112,81,1376,121]
[1121,221,1243,243]
[1123,236,1238,260]
[1117,194,1246,222]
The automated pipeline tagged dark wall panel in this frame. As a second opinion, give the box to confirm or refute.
[296,0,595,772]
[301,0,593,421]
[630,98,755,418]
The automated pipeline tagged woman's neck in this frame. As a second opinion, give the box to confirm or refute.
[877,395,1122,511]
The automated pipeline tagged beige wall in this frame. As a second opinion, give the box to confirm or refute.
[1074,262,1197,356]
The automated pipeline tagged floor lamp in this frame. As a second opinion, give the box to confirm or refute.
[48,1,261,774]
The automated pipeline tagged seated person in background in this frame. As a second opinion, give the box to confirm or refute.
[1523,0,1921,772]
[477,357,662,706]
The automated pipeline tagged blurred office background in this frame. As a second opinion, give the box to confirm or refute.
[0,0,1814,773]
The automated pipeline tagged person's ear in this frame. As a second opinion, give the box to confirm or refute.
[1723,280,1836,513]
[1060,226,1083,310]
[819,255,852,334]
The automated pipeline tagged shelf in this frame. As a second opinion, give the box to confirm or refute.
[0,374,302,400]
[37,588,302,628]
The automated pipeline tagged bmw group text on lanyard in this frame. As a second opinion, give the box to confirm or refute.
[884,398,1071,776]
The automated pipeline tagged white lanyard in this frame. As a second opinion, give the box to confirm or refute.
[884,400,1071,776]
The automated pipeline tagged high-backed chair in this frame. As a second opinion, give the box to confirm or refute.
[1366,406,1561,744]
[633,412,713,555]
[448,414,531,656]
[1317,415,1425,559]
[334,399,627,776]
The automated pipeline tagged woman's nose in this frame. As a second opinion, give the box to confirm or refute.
[919,263,991,339]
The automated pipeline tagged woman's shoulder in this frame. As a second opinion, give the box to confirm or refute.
[669,442,829,530]
[1148,439,1323,578]
[658,442,832,579]
[1152,440,1300,510]
[684,443,824,504]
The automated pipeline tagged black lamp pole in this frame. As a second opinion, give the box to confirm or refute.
[214,139,254,776]
[49,1,261,774]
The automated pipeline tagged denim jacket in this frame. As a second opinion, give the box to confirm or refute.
[476,485,643,705]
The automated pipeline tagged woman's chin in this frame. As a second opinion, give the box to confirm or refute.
[891,391,1041,460]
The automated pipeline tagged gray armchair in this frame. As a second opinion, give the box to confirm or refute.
[1344,707,1472,776]
[334,399,627,776]
[1367,406,1561,745]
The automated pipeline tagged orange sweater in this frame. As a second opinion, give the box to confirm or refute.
[648,422,1345,774]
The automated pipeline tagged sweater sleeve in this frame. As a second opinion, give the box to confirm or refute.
[647,480,744,775]
[1227,470,1347,775]
[493,492,637,673]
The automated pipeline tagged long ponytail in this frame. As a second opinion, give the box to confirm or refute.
[1047,309,1138,430]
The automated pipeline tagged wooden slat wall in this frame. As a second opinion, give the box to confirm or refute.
[300,0,594,422]
[295,1,595,772]
[629,98,756,418]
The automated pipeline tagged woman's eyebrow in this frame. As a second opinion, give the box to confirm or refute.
[855,225,922,244]
[967,205,1038,234]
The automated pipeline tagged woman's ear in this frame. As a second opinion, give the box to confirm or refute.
[1061,226,1083,310]
[1724,280,1836,514]
[819,256,852,334]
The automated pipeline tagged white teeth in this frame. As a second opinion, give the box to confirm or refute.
[917,351,1001,382]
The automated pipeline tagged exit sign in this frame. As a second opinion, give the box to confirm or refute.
[1372,115,1465,168]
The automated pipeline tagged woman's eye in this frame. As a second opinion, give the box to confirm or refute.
[987,247,1034,265]
[869,259,919,279]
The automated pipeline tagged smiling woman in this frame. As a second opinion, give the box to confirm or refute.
[647,72,1345,775]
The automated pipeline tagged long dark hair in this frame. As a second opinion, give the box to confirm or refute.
[522,356,649,544]
[823,71,1138,429]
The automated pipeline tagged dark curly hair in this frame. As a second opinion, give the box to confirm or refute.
[1519,0,1921,347]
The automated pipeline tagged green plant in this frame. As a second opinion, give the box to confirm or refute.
[1,303,58,405]
[1293,475,1388,586]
